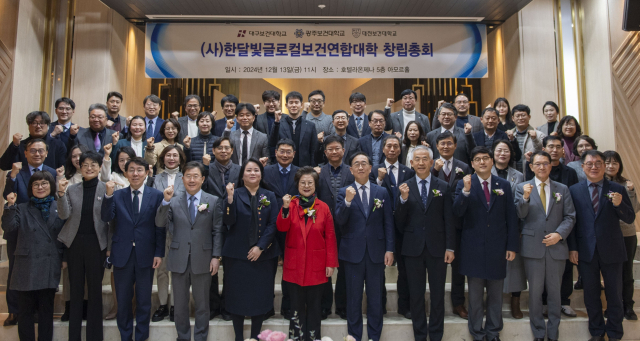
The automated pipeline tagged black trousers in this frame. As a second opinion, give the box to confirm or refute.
[542,259,574,306]
[5,237,19,314]
[18,289,55,341]
[289,283,324,341]
[450,229,466,307]
[276,231,292,313]
[623,235,637,309]
[231,314,264,341]
[67,234,105,341]
[395,230,410,314]
[210,258,226,313]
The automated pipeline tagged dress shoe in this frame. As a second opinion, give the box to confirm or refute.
[169,306,175,322]
[609,338,621,341]
[3,313,18,326]
[383,307,387,315]
[561,305,577,317]
[402,311,412,320]
[82,299,88,320]
[280,309,292,320]
[489,337,501,341]
[321,309,330,320]
[152,305,169,322]
[574,276,583,290]
[61,301,70,322]
[453,305,468,319]
[587,336,605,341]
[221,309,232,321]
[511,296,523,319]
[209,308,220,320]
[336,309,347,320]
[625,307,638,320]
[264,309,275,319]
[533,338,545,341]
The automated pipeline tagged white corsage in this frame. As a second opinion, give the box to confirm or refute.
[553,192,562,203]
[372,198,384,212]
[197,203,209,212]
[432,189,443,197]
[492,189,505,196]
[455,167,464,176]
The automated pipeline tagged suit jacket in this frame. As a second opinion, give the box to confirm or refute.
[1,202,65,291]
[70,127,117,156]
[394,176,454,258]
[203,162,241,199]
[491,165,524,195]
[568,180,635,264]
[57,181,110,250]
[156,191,224,274]
[358,132,388,166]
[269,117,318,167]
[254,113,271,136]
[425,126,477,164]
[536,122,557,136]
[111,138,147,159]
[222,187,279,260]
[453,174,519,280]
[473,129,522,162]
[388,110,431,136]
[224,129,269,165]
[100,186,166,268]
[177,116,197,143]
[516,179,576,260]
[317,133,361,166]
[276,198,339,286]
[346,113,371,138]
[152,172,185,237]
[109,115,128,135]
[335,182,394,264]
[369,162,415,210]
[48,121,74,146]
[317,163,355,218]
[147,117,165,142]
[0,135,67,171]
[430,158,472,190]
[263,164,299,209]
[507,126,546,165]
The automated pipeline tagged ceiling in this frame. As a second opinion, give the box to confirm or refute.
[100,0,533,25]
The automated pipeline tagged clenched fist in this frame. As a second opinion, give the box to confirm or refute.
[506,130,514,141]
[434,159,444,171]
[528,130,537,139]
[464,123,472,134]
[525,151,533,163]
[171,111,180,119]
[111,131,120,146]
[386,98,395,107]
[106,120,114,128]
[12,133,23,146]
[106,181,116,196]
[377,167,387,181]
[226,119,235,130]
[126,116,133,126]
[303,102,310,112]
[282,194,292,209]
[609,191,623,206]
[163,185,174,202]
[437,100,445,108]
[202,154,211,166]
[226,183,235,204]
[399,183,410,201]
[103,143,113,157]
[183,136,191,149]
[463,174,472,192]
[627,180,634,191]
[6,192,17,206]
[345,187,356,203]
[11,162,22,179]
[56,166,65,178]
[317,131,324,143]
[274,110,282,122]
[522,183,533,200]
[254,104,260,112]
[58,178,69,193]
[51,125,64,137]
[259,157,268,167]
[146,137,155,149]
[394,131,402,139]
[69,124,80,136]
[313,166,321,174]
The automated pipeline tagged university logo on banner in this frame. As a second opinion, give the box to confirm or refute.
[352,28,361,38]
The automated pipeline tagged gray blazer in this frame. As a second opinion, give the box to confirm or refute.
[515,179,576,260]
[156,191,224,274]
[1,202,65,291]
[57,181,111,250]
[177,116,190,143]
[536,122,558,136]
[224,129,269,165]
[72,127,117,156]
[425,126,477,164]
[389,110,432,136]
[153,172,185,236]
[491,166,524,195]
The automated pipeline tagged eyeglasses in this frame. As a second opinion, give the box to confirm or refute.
[57,107,73,112]
[605,161,620,166]
[513,114,528,119]
[533,162,551,168]
[483,116,499,122]
[545,145,562,150]
[184,175,202,180]
[299,182,315,188]
[81,163,99,169]
[310,100,324,105]
[29,121,47,127]
[455,100,469,105]
[89,115,105,120]
[333,116,348,121]
[215,146,232,151]
[352,161,370,168]
[186,104,200,109]
[325,148,343,153]
[472,156,492,163]
[440,112,455,117]
[437,142,454,147]
[584,162,604,169]
[370,119,385,124]
[277,150,294,155]
[32,182,50,189]
[144,102,159,108]
[494,149,510,155]
[28,149,46,155]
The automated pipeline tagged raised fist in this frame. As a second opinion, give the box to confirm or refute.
[6,192,17,206]
[148,164,154,176]
[106,181,116,196]
[525,151,533,163]
[464,123,472,134]
[163,185,174,202]
[111,131,120,146]
[103,143,113,157]
[463,174,472,192]
[386,98,395,107]
[226,119,235,130]
[254,104,261,112]
[399,183,410,201]
[506,130,514,141]
[56,166,65,178]
[610,191,623,206]
[437,100,445,108]
[627,180,634,191]
[314,166,321,174]
[171,111,180,119]
[282,194,292,209]
[523,183,533,200]
[394,131,402,139]
[486,103,492,108]
[259,157,268,167]
[274,110,282,122]
[12,133,22,146]
[146,137,155,150]
[202,153,211,166]
[226,183,235,203]
[421,140,430,148]
[211,110,218,119]
[58,178,69,193]
[51,125,64,137]
[126,116,133,126]
[106,120,114,128]
[183,136,191,149]
[317,131,324,143]
[11,162,22,179]
[377,167,387,181]
[345,187,356,203]
[434,158,444,171]
[528,130,537,139]
[69,124,79,136]
[303,102,310,112]
[550,131,558,136]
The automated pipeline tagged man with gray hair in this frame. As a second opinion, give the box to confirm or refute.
[68,103,118,156]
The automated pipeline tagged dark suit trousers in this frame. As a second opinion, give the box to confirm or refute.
[468,277,504,340]
[405,248,447,341]
[450,229,466,307]
[18,289,55,341]
[5,237,18,314]
[68,234,105,341]
[289,282,323,341]
[623,235,637,309]
[114,247,155,341]
[579,249,624,339]
[344,247,385,341]
[322,232,347,312]
[395,230,410,315]
[542,259,574,306]
[209,258,226,313]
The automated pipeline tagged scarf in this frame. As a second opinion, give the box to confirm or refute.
[295,193,317,223]
[213,159,233,185]
[164,167,180,175]
[30,195,55,221]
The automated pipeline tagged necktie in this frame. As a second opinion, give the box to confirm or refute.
[540,182,547,214]
[356,117,363,134]
[188,195,196,224]
[444,160,451,176]
[93,132,101,152]
[482,180,491,204]
[33,168,40,175]
[360,185,368,218]
[132,190,140,219]
[591,183,599,214]
[291,118,297,132]
[389,164,397,201]
[420,179,428,209]
[148,120,154,138]
[242,130,249,165]
[281,168,289,192]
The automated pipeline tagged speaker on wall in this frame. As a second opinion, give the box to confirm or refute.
[623,0,640,31]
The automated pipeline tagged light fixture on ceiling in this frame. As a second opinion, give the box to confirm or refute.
[318,4,326,9]
[145,15,484,22]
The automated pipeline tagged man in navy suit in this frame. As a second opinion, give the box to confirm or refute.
[472,107,521,161]
[346,92,370,138]
[453,147,519,341]
[101,157,165,341]
[214,95,240,137]
[48,97,76,147]
[335,152,394,341]
[568,150,635,341]
[359,110,388,166]
[143,95,165,142]
[2,139,57,326]
[369,135,415,320]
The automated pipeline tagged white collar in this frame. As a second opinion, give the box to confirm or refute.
[384,160,399,169]
[355,180,370,190]
[477,174,492,184]
[534,177,551,188]
[440,126,454,134]
[240,127,254,135]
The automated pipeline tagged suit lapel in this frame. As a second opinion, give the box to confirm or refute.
[473,175,490,210]
[135,186,153,224]
[298,121,307,146]
[123,187,134,221]
[340,165,352,187]
[408,178,424,212]
[178,192,192,224]
[352,183,368,218]
[27,204,52,239]
[424,179,435,211]
[530,179,544,214]
[209,166,223,191]
[546,181,556,216]
[488,179,500,211]
[161,173,169,189]
[596,180,610,218]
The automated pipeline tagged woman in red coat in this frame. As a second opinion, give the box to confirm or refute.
[277,166,339,341]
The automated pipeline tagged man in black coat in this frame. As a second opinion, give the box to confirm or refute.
[48,97,77,147]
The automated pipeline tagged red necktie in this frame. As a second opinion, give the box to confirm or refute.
[483,180,491,204]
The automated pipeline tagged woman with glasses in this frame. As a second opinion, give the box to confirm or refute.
[566,135,597,182]
[57,151,110,341]
[2,171,64,341]
[145,118,184,174]
[401,121,428,167]
[555,115,582,165]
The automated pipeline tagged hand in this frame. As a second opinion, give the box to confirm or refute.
[247,246,263,261]
[610,191,623,206]
[6,192,17,206]
[148,164,154,176]
[543,232,562,246]
[444,250,455,264]
[522,183,533,200]
[106,181,116,196]
[51,124,64,137]
[550,131,558,136]
[183,136,191,148]
[434,158,444,171]
[326,267,334,277]
[69,124,79,136]
[152,257,162,269]
[226,119,235,130]
[226,183,235,204]
[202,154,211,166]
[259,157,268,167]
[464,122,472,134]
[377,167,387,181]
[282,194,292,208]
[12,132,22,146]
[106,251,110,257]
[569,251,579,265]
[627,180,634,191]
[421,140,430,148]
[211,110,218,119]
[437,100,445,108]
[210,258,220,275]
[274,110,282,122]
[384,251,394,266]
[105,120,114,128]
[506,130,514,141]
[506,251,516,261]
[303,102,310,112]
[62,262,67,270]
[103,143,113,156]
[524,151,533,163]
[394,131,402,139]
[399,183,410,201]
[463,174,472,192]
[486,103,492,108]
[254,104,261,112]
[345,187,356,203]
[146,137,155,149]
[528,130,537,139]
[171,111,180,119]
[317,131,324,143]
[314,166,321,174]
[126,116,133,126]
[163,185,174,202]
[111,131,120,146]
[11,162,22,179]
[58,178,69,193]
[386,98,395,107]
[56,166,65,178]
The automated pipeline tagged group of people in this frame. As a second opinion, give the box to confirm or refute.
[0,88,637,341]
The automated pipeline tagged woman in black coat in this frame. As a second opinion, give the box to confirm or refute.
[2,171,65,341]
[223,158,279,341]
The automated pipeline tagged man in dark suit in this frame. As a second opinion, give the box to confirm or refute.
[68,103,117,156]
[143,94,165,142]
[214,95,240,137]
[48,97,76,146]
[358,110,388,166]
[473,107,521,161]
[254,90,281,163]
[385,89,431,137]
[316,110,361,166]
[568,150,635,341]
[105,91,128,135]
[316,135,355,320]
[395,145,454,341]
[177,94,202,143]
[101,157,166,341]
[0,111,67,171]
[453,147,519,341]
[425,103,476,165]
[369,135,415,320]
[2,138,57,326]
[223,103,269,166]
[268,91,318,167]
[263,139,299,319]
[335,152,394,341]
[346,92,370,138]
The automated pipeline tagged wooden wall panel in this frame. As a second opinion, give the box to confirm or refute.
[481,27,506,109]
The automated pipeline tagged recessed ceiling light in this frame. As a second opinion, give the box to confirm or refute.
[489,25,494,28]
[318,4,326,9]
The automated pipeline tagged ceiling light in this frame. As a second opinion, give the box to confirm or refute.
[145,15,484,22]
[318,4,326,9]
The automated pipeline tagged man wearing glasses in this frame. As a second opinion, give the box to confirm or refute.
[48,97,77,146]
[302,90,334,142]
[425,103,476,165]
[178,94,202,142]
[68,104,117,157]
[358,110,389,166]
[316,110,361,166]
[507,104,546,172]
[386,89,431,138]
[431,93,483,133]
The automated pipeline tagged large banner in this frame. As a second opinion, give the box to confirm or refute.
[145,23,488,79]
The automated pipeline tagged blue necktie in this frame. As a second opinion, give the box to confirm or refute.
[361,185,368,218]
[356,117,363,134]
[389,165,397,200]
[148,120,154,138]
[33,168,40,175]
[281,168,290,192]
[188,195,196,224]
[420,179,428,209]
[132,190,140,219]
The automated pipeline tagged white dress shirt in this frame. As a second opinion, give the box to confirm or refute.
[534,177,551,214]
[377,160,399,186]
[440,126,454,134]
[187,117,198,138]
[345,180,370,207]
[238,127,254,162]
